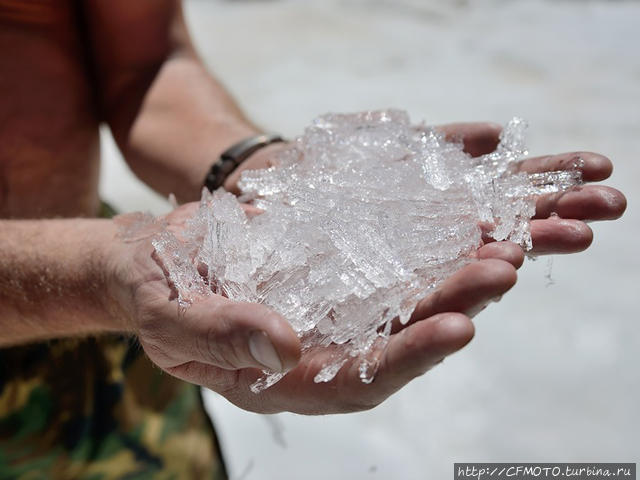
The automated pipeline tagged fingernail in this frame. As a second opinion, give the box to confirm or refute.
[465,303,488,318]
[249,331,283,372]
[465,295,504,318]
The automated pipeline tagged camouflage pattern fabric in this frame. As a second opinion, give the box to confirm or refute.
[0,204,227,479]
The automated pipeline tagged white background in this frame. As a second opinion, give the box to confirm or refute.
[100,1,640,478]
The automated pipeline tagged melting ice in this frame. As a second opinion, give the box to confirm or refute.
[146,110,581,392]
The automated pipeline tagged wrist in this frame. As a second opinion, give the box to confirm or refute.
[203,133,286,194]
[96,220,139,333]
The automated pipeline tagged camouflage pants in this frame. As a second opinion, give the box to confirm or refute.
[0,336,227,480]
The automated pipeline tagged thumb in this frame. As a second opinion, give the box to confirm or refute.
[185,298,300,372]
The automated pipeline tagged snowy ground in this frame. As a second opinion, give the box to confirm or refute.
[100,1,639,478]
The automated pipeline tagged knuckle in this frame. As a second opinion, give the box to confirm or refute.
[195,303,247,368]
[483,259,517,287]
[139,330,175,367]
[212,369,243,397]
[398,327,422,352]
[206,322,242,368]
[559,155,580,170]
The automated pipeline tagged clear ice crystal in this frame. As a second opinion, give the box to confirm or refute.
[135,110,581,392]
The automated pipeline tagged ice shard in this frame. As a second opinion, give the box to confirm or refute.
[134,110,581,392]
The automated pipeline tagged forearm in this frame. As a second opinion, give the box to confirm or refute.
[88,1,260,203]
[0,219,129,346]
[113,51,260,203]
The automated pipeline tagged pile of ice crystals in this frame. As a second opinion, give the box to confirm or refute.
[148,110,581,392]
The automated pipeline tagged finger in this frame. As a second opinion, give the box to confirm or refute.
[534,185,627,221]
[475,241,525,269]
[184,298,301,372]
[240,203,264,218]
[517,152,613,182]
[404,259,517,329]
[376,313,474,392]
[529,218,592,255]
[224,142,287,195]
[168,202,199,220]
[437,122,502,157]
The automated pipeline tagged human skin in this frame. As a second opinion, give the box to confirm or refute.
[0,0,627,413]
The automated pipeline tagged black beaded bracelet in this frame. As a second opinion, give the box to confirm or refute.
[204,133,285,192]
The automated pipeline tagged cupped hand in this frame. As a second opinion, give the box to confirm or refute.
[113,122,625,415]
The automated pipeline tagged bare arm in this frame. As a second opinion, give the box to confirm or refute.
[0,219,129,346]
[85,0,259,202]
